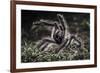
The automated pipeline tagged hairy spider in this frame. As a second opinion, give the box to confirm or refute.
[31,14,81,53]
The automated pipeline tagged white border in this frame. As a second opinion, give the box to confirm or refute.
[16,4,95,69]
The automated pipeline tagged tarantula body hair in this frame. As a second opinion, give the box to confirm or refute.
[31,14,81,53]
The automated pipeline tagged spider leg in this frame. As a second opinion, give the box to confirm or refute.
[32,19,59,27]
[57,14,66,30]
[57,14,70,38]
[36,37,56,51]
[39,42,49,51]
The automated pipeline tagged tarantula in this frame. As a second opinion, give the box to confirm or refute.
[31,14,81,53]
